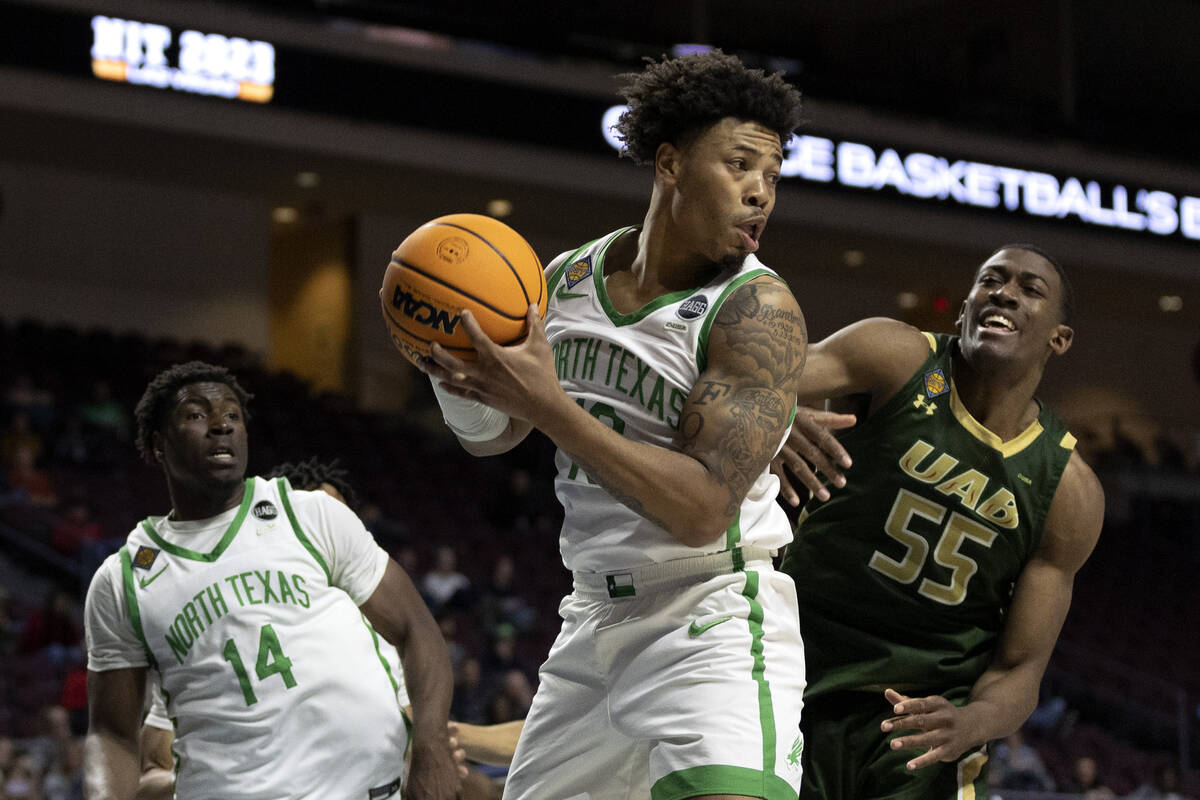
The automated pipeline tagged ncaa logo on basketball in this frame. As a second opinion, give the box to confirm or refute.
[391,287,462,334]
[677,295,708,320]
[436,237,469,264]
[253,501,278,521]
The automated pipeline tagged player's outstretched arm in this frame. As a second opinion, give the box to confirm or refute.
[880,451,1105,769]
[771,318,932,504]
[423,286,803,544]
[771,407,857,505]
[84,667,146,800]
[794,317,930,405]
[449,720,524,767]
[361,560,460,800]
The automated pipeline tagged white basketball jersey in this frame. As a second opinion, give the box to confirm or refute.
[118,477,407,800]
[544,227,794,573]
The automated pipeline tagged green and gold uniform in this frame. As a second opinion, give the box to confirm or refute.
[781,332,1076,800]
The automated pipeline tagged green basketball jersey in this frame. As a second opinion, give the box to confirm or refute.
[782,332,1076,699]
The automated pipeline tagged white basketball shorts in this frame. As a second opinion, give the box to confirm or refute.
[503,547,806,800]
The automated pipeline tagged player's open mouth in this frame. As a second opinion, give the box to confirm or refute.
[736,220,764,252]
[208,448,237,462]
[980,313,1016,332]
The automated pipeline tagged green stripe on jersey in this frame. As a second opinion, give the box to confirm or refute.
[276,477,332,583]
[593,228,710,326]
[696,268,774,372]
[120,547,158,669]
[140,478,254,562]
[363,615,401,697]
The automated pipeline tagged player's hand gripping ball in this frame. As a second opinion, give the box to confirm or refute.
[380,213,547,366]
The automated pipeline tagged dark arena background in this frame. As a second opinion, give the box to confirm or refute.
[1,0,1199,797]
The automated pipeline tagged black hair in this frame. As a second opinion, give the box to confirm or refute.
[989,243,1076,326]
[614,49,804,165]
[134,361,252,465]
[266,456,361,511]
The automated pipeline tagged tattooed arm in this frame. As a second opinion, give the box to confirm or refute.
[675,277,806,520]
[421,278,806,545]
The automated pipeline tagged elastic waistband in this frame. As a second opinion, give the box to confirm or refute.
[571,546,775,600]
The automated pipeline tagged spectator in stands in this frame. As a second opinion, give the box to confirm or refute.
[485,669,533,726]
[22,706,73,776]
[48,502,103,557]
[393,544,421,579]
[0,736,12,777]
[76,381,128,445]
[2,749,45,799]
[0,472,22,508]
[989,728,1056,792]
[450,656,489,726]
[1061,754,1116,799]
[57,659,87,737]
[40,736,82,800]
[1,412,44,469]
[484,468,546,535]
[17,591,80,669]
[436,610,467,673]
[1026,689,1069,734]
[1126,760,1192,800]
[49,416,90,471]
[474,555,535,635]
[4,442,56,508]
[3,374,56,434]
[0,587,18,658]
[358,502,408,548]
[480,623,522,693]
[422,545,471,612]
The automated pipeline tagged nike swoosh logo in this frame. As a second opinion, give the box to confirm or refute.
[688,616,733,637]
[139,565,168,589]
[555,284,587,300]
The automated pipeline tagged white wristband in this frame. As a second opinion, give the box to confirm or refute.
[428,375,511,442]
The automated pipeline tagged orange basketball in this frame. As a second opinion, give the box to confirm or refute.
[380,213,546,366]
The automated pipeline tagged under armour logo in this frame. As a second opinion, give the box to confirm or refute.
[913,394,937,416]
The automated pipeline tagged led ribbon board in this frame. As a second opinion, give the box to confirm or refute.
[90,15,274,102]
[602,106,1200,243]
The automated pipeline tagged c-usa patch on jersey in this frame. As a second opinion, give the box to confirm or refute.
[565,257,592,288]
[252,500,279,520]
[677,294,708,320]
[133,546,159,570]
[924,368,949,398]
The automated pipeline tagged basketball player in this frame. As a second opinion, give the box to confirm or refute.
[773,245,1104,799]
[422,50,809,799]
[83,362,460,800]
[134,456,427,800]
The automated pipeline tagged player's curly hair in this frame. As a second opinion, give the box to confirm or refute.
[266,456,361,511]
[614,49,804,165]
[134,361,253,465]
